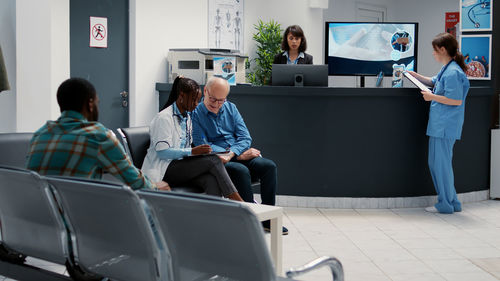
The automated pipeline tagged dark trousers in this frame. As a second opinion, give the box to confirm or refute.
[225,156,277,205]
[164,154,237,197]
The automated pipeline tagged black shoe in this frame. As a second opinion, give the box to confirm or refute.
[262,220,288,235]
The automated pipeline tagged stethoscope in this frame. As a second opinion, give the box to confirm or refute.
[433,61,453,93]
[177,113,191,149]
[467,0,491,28]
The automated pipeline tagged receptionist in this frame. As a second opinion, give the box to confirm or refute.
[273,25,313,65]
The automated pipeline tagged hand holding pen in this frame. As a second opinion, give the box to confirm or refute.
[192,136,212,155]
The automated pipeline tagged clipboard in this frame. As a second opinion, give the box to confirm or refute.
[403,72,432,92]
[183,151,231,159]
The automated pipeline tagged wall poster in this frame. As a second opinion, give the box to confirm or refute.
[445,12,460,39]
[460,0,492,31]
[460,34,491,80]
[208,0,244,53]
[213,57,236,85]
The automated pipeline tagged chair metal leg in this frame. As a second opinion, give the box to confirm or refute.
[285,256,343,281]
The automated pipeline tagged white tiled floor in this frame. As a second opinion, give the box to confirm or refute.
[1,200,500,281]
[278,200,500,281]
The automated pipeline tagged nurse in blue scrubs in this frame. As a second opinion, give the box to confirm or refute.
[408,33,470,214]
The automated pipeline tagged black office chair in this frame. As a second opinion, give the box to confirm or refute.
[117,126,204,193]
[0,132,33,168]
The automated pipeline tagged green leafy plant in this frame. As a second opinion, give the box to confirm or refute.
[246,20,282,85]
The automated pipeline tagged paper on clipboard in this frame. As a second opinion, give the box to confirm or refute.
[403,72,432,92]
[183,151,231,159]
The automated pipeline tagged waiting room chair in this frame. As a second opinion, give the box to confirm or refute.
[0,132,33,168]
[116,126,150,169]
[45,176,173,281]
[137,190,344,281]
[0,166,71,279]
[117,126,204,193]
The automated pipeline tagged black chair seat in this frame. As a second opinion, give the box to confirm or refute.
[117,127,205,193]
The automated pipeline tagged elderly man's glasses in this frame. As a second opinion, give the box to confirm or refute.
[206,90,226,104]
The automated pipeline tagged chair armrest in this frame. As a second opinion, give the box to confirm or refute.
[285,256,343,281]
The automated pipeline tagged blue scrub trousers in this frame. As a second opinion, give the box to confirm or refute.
[428,137,462,214]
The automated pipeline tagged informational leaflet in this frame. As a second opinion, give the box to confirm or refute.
[213,57,236,85]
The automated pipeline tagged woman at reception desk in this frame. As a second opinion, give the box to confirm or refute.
[273,25,313,65]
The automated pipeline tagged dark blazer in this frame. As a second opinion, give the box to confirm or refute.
[273,52,313,65]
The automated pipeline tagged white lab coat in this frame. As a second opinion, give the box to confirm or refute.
[141,105,192,182]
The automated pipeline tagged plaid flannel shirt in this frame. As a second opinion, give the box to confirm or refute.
[26,110,155,190]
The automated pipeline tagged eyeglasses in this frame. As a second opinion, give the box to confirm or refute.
[206,90,226,104]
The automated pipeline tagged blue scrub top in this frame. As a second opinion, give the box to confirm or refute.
[427,61,470,140]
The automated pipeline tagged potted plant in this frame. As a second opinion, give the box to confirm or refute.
[246,20,282,85]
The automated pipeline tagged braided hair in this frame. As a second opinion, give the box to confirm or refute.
[161,76,200,111]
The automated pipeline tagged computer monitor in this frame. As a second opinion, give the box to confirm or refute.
[271,64,328,87]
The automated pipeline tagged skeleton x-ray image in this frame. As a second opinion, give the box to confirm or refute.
[208,0,244,53]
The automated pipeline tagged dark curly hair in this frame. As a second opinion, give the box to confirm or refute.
[57,78,96,113]
[281,25,307,53]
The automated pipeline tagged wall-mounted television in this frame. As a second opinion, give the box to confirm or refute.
[325,22,418,76]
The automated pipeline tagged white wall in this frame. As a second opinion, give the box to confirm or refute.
[15,0,69,132]
[130,0,327,127]
[0,0,16,133]
[244,0,325,65]
[0,0,70,133]
[130,0,208,127]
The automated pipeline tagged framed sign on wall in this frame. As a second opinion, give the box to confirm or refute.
[460,34,491,80]
[208,0,244,53]
[460,0,492,32]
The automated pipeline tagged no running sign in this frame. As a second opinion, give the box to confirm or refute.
[90,16,108,48]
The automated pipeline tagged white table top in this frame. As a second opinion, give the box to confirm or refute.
[239,201,283,221]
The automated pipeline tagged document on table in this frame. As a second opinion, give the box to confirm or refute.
[403,72,432,92]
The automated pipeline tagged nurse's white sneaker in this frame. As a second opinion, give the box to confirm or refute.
[425,206,439,213]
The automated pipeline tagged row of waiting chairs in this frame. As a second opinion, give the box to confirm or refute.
[0,131,343,281]
[0,166,343,281]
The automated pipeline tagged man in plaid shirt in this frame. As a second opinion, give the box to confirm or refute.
[26,78,169,191]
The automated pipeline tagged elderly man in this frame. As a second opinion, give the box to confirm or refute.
[192,77,287,235]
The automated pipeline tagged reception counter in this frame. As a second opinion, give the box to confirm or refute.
[156,83,493,199]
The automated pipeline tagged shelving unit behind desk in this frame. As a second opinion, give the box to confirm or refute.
[156,83,493,200]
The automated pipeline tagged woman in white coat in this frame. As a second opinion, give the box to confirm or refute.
[142,76,243,201]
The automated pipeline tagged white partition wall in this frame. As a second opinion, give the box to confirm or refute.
[15,0,69,132]
[491,129,500,198]
[0,0,16,133]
